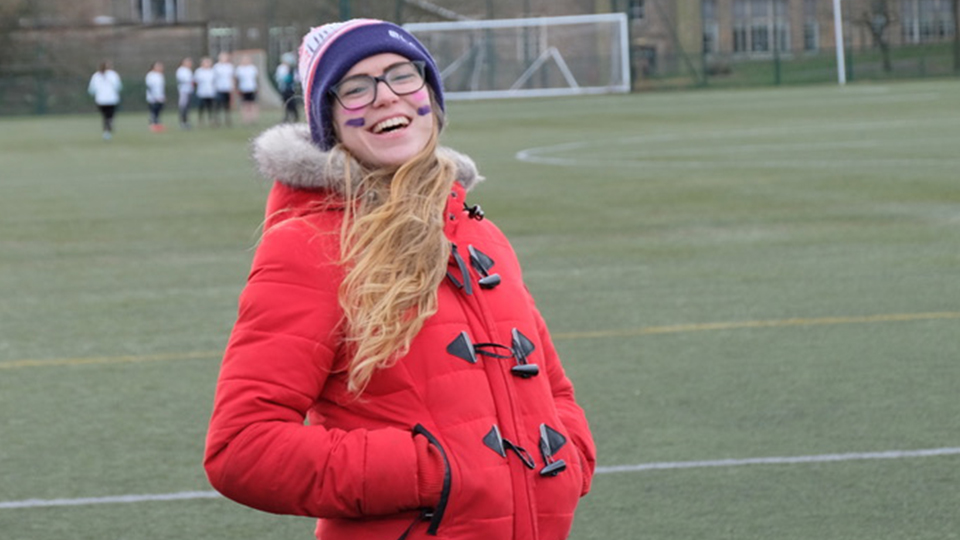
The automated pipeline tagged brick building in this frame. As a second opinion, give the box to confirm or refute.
[1,0,956,113]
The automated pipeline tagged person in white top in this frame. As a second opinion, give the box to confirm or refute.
[88,61,123,140]
[212,52,235,127]
[145,61,166,132]
[176,57,194,129]
[193,57,216,127]
[274,52,299,123]
[235,54,259,125]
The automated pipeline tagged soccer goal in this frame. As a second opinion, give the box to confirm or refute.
[404,13,631,101]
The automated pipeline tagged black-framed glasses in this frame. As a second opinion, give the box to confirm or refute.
[330,60,427,111]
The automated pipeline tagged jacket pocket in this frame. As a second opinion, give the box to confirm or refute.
[412,424,452,536]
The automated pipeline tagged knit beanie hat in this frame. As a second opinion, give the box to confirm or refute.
[298,19,445,150]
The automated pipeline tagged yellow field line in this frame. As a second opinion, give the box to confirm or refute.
[2,312,958,370]
[0,351,221,370]
[552,311,960,340]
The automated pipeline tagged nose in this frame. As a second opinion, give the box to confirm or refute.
[371,79,399,106]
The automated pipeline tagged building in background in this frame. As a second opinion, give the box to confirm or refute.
[1,0,957,114]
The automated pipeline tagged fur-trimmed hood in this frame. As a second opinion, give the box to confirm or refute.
[251,123,484,193]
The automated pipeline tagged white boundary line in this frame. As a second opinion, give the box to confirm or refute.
[3,447,959,510]
[514,116,960,169]
[595,447,960,474]
[0,490,221,510]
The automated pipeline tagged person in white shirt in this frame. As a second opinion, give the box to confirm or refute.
[88,61,123,140]
[145,61,166,132]
[193,57,216,127]
[176,57,194,129]
[212,52,235,127]
[235,54,259,125]
[274,52,299,123]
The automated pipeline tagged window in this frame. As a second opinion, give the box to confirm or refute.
[637,45,657,76]
[901,0,956,43]
[629,0,645,20]
[803,0,819,51]
[751,25,769,52]
[803,22,819,51]
[733,25,748,53]
[269,26,300,71]
[702,0,717,21]
[732,0,791,56]
[751,0,769,18]
[702,0,718,54]
[135,0,183,23]
[209,25,238,57]
[704,22,719,54]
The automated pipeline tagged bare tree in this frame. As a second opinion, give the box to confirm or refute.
[853,0,896,72]
[0,0,29,70]
[954,0,960,71]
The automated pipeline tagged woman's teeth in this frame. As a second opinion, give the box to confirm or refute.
[373,117,410,133]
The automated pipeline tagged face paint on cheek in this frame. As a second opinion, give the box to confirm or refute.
[344,117,365,128]
[411,89,432,117]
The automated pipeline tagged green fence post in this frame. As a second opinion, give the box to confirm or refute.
[35,73,48,115]
[846,47,854,82]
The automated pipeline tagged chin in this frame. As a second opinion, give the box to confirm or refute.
[364,145,425,169]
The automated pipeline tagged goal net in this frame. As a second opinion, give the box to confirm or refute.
[404,13,631,101]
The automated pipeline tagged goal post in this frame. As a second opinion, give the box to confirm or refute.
[404,13,632,101]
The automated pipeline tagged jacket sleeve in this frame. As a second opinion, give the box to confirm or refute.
[531,297,597,496]
[203,219,423,518]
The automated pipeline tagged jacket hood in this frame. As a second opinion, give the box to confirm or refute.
[252,123,484,193]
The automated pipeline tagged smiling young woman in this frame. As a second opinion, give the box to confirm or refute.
[331,53,435,168]
[203,18,596,540]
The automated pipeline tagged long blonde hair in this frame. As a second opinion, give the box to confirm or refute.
[337,121,456,395]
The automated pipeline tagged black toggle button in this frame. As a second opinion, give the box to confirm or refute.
[511,364,540,378]
[447,331,478,364]
[540,459,567,477]
[538,423,568,477]
[478,274,501,289]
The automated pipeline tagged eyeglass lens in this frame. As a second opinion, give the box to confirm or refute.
[333,61,426,110]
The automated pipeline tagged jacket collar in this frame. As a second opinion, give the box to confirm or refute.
[251,123,484,194]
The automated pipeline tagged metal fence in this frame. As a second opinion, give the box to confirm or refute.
[634,42,960,90]
[3,26,960,116]
[0,23,208,116]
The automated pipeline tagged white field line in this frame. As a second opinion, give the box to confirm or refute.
[514,116,960,169]
[0,490,221,510]
[594,446,960,474]
[2,447,959,510]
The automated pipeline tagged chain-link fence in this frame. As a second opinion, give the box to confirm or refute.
[0,23,207,116]
[634,41,960,90]
[3,21,960,115]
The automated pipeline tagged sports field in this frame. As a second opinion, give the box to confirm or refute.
[1,78,959,539]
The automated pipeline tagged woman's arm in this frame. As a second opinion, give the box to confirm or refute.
[531,300,597,496]
[203,218,427,518]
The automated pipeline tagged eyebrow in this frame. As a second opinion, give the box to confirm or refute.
[341,61,412,81]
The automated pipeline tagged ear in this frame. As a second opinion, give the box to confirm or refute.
[428,88,445,132]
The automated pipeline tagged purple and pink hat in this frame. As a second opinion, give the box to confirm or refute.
[298,19,445,150]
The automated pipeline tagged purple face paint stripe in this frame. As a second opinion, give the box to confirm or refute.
[345,118,365,127]
[417,105,432,116]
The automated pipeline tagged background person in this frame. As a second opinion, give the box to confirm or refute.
[145,61,166,132]
[234,54,259,124]
[274,51,299,123]
[193,57,216,127]
[212,51,234,127]
[176,57,194,129]
[87,61,122,140]
[204,19,596,540]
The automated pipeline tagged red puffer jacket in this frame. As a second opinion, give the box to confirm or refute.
[204,124,596,540]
